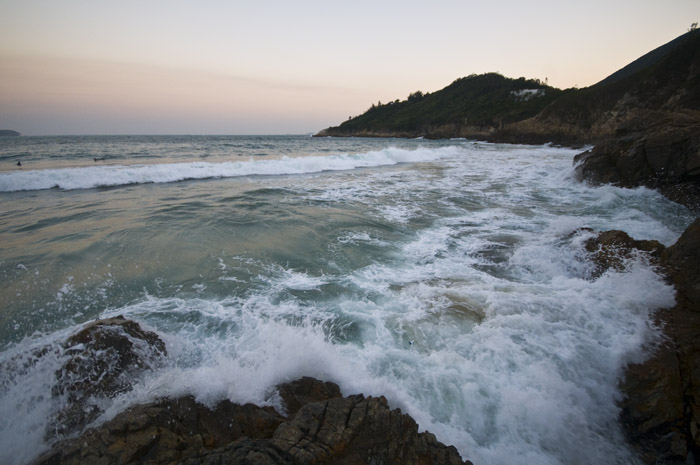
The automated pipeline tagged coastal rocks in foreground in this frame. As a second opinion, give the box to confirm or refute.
[33,318,470,465]
[585,220,700,464]
[49,316,167,437]
[583,228,665,277]
[651,219,700,464]
[34,375,469,465]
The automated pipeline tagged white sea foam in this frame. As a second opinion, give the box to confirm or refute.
[0,146,460,192]
[0,139,692,465]
[102,248,672,465]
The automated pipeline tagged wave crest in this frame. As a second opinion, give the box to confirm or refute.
[0,146,461,192]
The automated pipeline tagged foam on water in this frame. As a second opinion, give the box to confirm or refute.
[0,146,459,192]
[0,139,693,465]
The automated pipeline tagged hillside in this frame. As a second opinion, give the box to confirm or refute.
[510,28,700,144]
[596,29,700,86]
[316,73,566,140]
[316,29,700,146]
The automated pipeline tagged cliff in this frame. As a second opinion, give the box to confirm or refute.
[573,110,700,210]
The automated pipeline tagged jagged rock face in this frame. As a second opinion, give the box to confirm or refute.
[37,396,286,465]
[583,229,664,277]
[585,220,700,464]
[34,372,470,465]
[574,111,700,210]
[48,316,167,438]
[271,393,466,465]
[276,375,343,416]
[663,218,700,307]
[660,219,700,461]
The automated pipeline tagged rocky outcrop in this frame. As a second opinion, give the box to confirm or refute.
[656,220,700,462]
[574,111,700,210]
[585,220,700,464]
[32,318,469,465]
[48,316,167,438]
[583,228,665,277]
[0,129,20,137]
[33,376,470,465]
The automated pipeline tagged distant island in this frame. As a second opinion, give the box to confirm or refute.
[0,130,21,137]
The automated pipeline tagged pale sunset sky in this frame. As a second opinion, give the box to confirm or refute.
[1,0,698,135]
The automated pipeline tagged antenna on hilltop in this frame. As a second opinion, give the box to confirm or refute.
[690,22,698,32]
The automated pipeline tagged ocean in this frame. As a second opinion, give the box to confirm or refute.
[0,135,694,465]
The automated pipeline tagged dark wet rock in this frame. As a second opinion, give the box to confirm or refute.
[33,377,471,465]
[276,375,343,416]
[658,219,700,462]
[272,393,467,465]
[35,395,286,465]
[177,438,294,465]
[583,229,664,277]
[589,219,700,464]
[574,111,700,211]
[48,316,167,437]
[619,328,688,464]
[663,218,700,307]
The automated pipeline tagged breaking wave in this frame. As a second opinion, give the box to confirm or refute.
[0,146,459,192]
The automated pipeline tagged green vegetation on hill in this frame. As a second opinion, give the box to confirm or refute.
[317,29,700,145]
[321,73,565,137]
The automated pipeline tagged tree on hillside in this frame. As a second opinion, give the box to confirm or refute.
[407,91,424,102]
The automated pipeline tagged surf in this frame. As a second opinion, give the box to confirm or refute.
[0,146,460,192]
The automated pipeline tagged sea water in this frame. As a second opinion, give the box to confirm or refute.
[0,135,694,465]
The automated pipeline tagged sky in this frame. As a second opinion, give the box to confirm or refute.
[1,0,698,135]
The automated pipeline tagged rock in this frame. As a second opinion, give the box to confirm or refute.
[276,376,343,416]
[574,111,700,210]
[598,219,700,464]
[35,395,286,465]
[48,316,167,437]
[583,229,665,277]
[663,218,700,306]
[177,438,294,465]
[660,219,700,461]
[272,393,467,465]
[619,319,687,464]
[33,377,471,465]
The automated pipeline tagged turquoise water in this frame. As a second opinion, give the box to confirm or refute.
[0,135,694,465]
